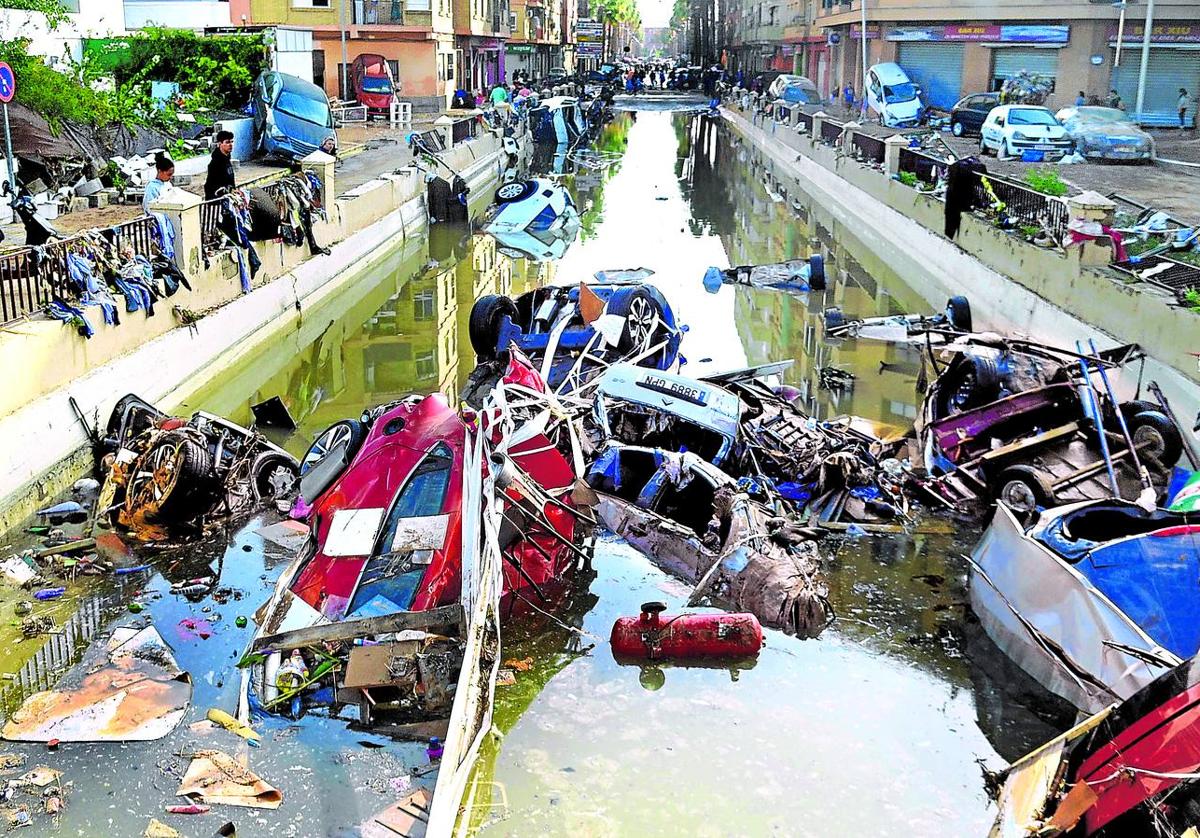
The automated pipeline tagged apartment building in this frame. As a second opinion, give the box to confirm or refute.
[505,0,566,81]
[235,0,500,110]
[809,1,1199,122]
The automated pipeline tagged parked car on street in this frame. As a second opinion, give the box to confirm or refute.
[949,92,1000,137]
[251,71,337,161]
[1054,106,1156,163]
[979,104,1072,160]
[865,63,923,128]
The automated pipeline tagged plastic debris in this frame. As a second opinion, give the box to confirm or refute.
[144,818,181,838]
[33,588,65,601]
[165,804,211,815]
[205,708,261,743]
[425,736,444,762]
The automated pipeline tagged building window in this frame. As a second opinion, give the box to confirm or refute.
[414,289,435,320]
[416,351,436,380]
[293,0,331,7]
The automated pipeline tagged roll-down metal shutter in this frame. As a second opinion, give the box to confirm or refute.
[1111,49,1200,127]
[897,42,965,110]
[992,48,1060,90]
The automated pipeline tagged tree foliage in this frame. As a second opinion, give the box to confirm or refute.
[1,0,70,30]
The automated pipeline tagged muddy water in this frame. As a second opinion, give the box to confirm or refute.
[0,108,1067,836]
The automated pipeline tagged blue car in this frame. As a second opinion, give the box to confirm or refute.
[251,71,337,161]
[468,273,683,389]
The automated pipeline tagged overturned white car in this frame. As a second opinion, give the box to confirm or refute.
[484,177,580,236]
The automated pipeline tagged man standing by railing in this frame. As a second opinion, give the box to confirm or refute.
[204,131,236,200]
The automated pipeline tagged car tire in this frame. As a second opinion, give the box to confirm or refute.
[979,138,991,157]
[1129,410,1183,466]
[301,419,366,476]
[607,286,668,356]
[939,354,1002,415]
[807,254,826,291]
[945,296,973,333]
[251,451,300,502]
[125,431,216,525]
[952,121,964,138]
[495,180,537,205]
[994,465,1055,516]
[469,294,519,360]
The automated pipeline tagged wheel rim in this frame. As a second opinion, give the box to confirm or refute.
[128,439,183,513]
[949,369,977,412]
[260,463,297,498]
[626,296,657,347]
[497,182,525,200]
[303,424,351,473]
[1001,480,1037,513]
[1134,425,1166,459]
[953,122,963,136]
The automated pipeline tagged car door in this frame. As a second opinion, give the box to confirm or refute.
[967,96,994,132]
[982,110,1003,149]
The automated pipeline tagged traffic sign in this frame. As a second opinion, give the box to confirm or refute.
[0,63,14,104]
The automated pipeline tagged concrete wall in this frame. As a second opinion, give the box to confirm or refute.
[124,1,233,29]
[723,106,1199,414]
[0,129,519,532]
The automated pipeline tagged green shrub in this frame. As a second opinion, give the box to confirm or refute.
[897,171,918,188]
[1024,167,1069,197]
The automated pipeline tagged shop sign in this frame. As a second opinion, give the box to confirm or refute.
[848,24,880,40]
[507,44,534,53]
[888,24,1066,43]
[1108,23,1200,44]
[999,25,1069,44]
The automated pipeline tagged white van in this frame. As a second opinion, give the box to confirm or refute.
[865,63,923,128]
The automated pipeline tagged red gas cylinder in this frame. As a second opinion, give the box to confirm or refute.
[610,602,763,661]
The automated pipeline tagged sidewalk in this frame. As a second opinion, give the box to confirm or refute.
[0,118,444,248]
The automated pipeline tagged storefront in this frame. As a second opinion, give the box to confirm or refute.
[990,47,1061,93]
[1109,23,1200,126]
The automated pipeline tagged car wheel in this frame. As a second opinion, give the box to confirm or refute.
[807,254,826,291]
[469,294,519,360]
[301,419,366,476]
[125,431,216,525]
[251,452,300,502]
[1129,410,1183,466]
[979,138,991,157]
[995,465,1055,516]
[607,286,668,357]
[944,296,972,333]
[952,121,964,138]
[495,180,537,205]
[938,354,1002,415]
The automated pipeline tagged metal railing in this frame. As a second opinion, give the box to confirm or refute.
[1114,253,1200,302]
[0,214,160,325]
[200,198,223,241]
[820,117,844,145]
[451,114,479,145]
[976,173,1070,240]
[851,132,886,165]
[0,596,107,719]
[897,147,946,186]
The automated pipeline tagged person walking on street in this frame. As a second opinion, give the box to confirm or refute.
[843,84,855,114]
[1075,91,1086,107]
[490,83,508,107]
[1180,88,1191,129]
[204,130,236,200]
[1107,89,1124,110]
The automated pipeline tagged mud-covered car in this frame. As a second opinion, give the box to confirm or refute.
[1054,106,1155,163]
[99,395,299,540]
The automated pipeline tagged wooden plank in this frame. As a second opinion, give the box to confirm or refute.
[977,422,1080,464]
[253,604,462,652]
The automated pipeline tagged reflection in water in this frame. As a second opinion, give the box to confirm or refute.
[156,109,1060,836]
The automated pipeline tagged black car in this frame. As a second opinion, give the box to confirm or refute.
[950,92,1000,137]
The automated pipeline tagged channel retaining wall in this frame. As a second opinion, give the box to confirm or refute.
[0,129,523,531]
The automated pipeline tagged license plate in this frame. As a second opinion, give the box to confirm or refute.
[1034,144,1057,151]
[637,376,709,405]
[1115,146,1136,153]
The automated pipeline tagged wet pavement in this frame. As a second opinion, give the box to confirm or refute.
[0,105,1076,836]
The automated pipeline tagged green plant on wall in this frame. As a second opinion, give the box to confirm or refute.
[1184,287,1200,314]
[1024,167,1068,197]
[897,171,918,188]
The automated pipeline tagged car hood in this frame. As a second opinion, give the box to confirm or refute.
[1009,124,1068,139]
[268,108,336,152]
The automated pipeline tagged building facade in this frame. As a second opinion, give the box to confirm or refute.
[236,0,507,111]
[505,0,566,82]
[722,0,1199,124]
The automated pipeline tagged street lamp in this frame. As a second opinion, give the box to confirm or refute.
[1113,0,1127,67]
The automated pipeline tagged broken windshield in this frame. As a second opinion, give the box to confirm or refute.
[884,82,917,103]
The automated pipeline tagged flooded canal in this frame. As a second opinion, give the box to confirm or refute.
[0,106,1073,836]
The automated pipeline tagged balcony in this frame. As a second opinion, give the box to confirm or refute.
[352,0,433,27]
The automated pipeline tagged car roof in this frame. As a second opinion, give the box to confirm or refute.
[596,365,742,440]
[275,72,329,99]
[994,104,1051,112]
[869,63,909,82]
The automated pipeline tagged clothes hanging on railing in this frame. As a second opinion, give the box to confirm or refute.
[45,300,96,338]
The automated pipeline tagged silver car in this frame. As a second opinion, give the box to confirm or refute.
[1054,106,1155,163]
